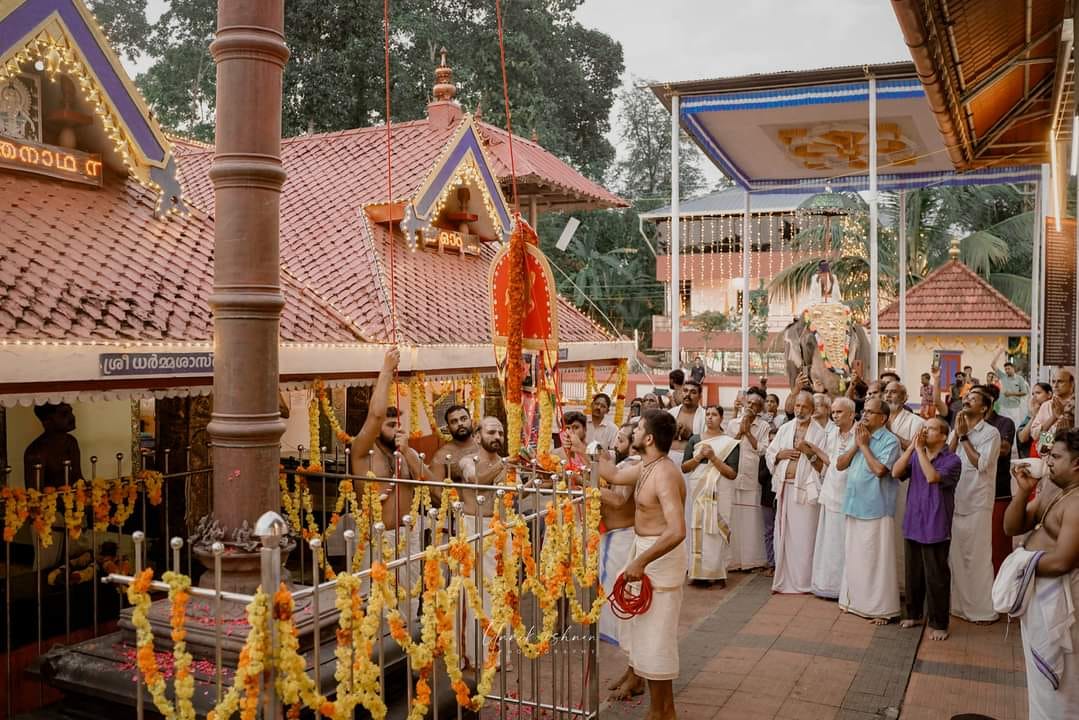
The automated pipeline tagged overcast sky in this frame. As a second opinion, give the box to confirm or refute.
[136,0,912,183]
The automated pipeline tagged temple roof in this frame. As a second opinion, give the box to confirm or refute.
[171,117,616,346]
[877,259,1031,332]
[0,172,366,343]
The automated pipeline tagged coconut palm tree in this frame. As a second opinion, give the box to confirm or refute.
[767,184,1035,317]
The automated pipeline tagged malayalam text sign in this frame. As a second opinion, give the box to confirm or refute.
[100,352,213,377]
[0,136,103,187]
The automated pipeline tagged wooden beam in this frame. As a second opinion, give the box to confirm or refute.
[974,73,1055,157]
[960,23,1061,104]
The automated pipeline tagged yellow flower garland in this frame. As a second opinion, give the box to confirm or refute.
[470,370,483,419]
[408,376,423,439]
[613,359,629,425]
[417,373,453,443]
[307,396,323,471]
[584,363,596,407]
[128,569,196,720]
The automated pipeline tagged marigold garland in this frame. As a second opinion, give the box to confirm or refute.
[470,370,483,419]
[307,396,323,472]
[417,372,453,442]
[408,376,424,439]
[128,569,196,720]
[121,464,607,720]
[584,363,596,408]
[613,359,629,425]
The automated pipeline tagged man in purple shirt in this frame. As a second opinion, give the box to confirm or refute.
[892,416,962,640]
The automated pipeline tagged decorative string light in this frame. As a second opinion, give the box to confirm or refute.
[708,216,716,284]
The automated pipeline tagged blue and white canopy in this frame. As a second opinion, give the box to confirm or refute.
[653,62,1040,194]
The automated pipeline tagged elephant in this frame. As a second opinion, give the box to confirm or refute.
[782,306,871,397]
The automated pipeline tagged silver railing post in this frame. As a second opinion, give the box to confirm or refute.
[374,520,387,707]
[256,511,287,720]
[90,455,98,637]
[213,540,225,705]
[400,514,414,710]
[586,451,601,718]
[4,464,12,720]
[63,460,72,645]
[170,537,183,578]
[309,536,323,693]
[133,530,145,720]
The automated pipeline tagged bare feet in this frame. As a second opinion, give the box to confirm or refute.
[974,618,999,626]
[762,567,775,577]
[608,667,632,691]
[608,672,645,701]
[928,628,949,641]
[899,619,924,629]
[869,617,891,626]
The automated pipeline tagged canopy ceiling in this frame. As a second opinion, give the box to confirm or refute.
[651,62,1041,194]
[892,0,1072,172]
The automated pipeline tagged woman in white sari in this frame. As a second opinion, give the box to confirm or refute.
[681,406,740,586]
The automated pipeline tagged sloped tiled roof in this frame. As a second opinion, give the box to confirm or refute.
[475,122,627,208]
[0,171,365,343]
[877,260,1030,331]
[172,118,616,345]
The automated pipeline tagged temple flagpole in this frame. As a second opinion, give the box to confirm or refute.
[670,93,681,372]
[868,73,879,380]
[207,1,290,536]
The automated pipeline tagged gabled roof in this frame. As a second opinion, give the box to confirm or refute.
[0,0,184,210]
[172,116,615,346]
[474,122,627,209]
[640,187,818,220]
[0,172,365,343]
[877,259,1030,332]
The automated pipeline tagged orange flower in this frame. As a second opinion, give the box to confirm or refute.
[273,583,293,621]
[389,616,408,642]
[132,567,154,593]
[370,561,387,584]
[453,679,472,706]
[415,675,432,706]
[319,701,336,717]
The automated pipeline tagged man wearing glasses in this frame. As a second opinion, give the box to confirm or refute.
[947,387,1001,624]
[839,398,902,623]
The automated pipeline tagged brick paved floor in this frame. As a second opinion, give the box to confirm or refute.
[601,571,1029,720]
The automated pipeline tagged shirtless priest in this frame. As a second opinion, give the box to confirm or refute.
[599,410,687,720]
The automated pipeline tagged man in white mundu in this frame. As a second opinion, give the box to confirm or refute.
[1003,428,1079,720]
[766,391,826,594]
[458,417,511,669]
[600,410,687,716]
[839,398,902,622]
[947,387,1001,623]
[681,406,740,584]
[668,380,706,467]
[812,396,855,599]
[597,425,638,647]
[726,392,770,570]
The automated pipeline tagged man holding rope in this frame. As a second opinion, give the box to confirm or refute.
[599,409,687,719]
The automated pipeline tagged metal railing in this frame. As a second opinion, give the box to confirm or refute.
[2,453,602,720]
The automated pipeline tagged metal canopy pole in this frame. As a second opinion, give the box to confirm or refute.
[670,93,681,371]
[741,191,751,388]
[1032,166,1046,382]
[898,190,908,381]
[868,74,880,380]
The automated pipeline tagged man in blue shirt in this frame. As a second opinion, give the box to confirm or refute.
[839,398,902,623]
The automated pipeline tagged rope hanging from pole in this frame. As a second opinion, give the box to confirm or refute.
[494,0,519,212]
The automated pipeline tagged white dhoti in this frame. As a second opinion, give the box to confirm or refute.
[620,534,687,681]
[949,510,999,622]
[1020,572,1079,720]
[689,475,732,581]
[811,507,845,599]
[462,514,510,667]
[772,480,819,594]
[729,486,766,570]
[839,516,899,619]
[598,526,634,645]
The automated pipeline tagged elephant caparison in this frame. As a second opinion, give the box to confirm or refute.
[782,307,871,396]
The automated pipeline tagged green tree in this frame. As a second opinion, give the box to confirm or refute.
[767,185,1036,317]
[89,0,151,63]
[127,0,624,178]
[610,81,706,200]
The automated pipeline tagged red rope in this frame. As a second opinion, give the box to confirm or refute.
[493,0,519,212]
[607,573,653,619]
[384,0,402,476]
[383,0,397,346]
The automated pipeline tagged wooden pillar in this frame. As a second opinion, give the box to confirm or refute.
[207,0,290,531]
